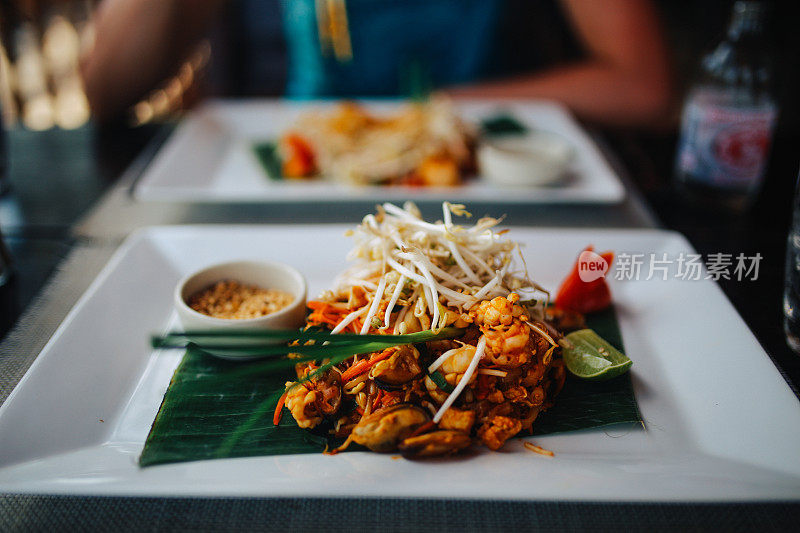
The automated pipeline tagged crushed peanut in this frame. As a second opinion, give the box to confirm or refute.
[188,280,294,319]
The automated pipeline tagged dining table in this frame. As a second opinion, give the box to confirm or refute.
[1,110,799,531]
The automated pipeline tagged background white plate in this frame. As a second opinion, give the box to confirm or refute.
[1,225,798,500]
[133,99,626,204]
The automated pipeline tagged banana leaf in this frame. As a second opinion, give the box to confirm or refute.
[251,142,283,181]
[532,307,642,435]
[139,307,641,467]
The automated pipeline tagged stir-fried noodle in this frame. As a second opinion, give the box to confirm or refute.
[286,202,568,457]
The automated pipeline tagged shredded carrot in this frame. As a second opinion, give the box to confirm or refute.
[378,391,401,408]
[322,445,340,456]
[408,421,436,439]
[306,300,357,329]
[524,441,554,457]
[307,300,333,310]
[340,348,394,382]
[273,391,288,426]
[356,406,365,416]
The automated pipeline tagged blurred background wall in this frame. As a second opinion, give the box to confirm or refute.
[1,0,796,135]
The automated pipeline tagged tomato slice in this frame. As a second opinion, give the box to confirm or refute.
[554,246,614,314]
[281,133,316,177]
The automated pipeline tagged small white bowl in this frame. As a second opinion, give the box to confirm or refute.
[174,260,307,359]
[478,131,575,187]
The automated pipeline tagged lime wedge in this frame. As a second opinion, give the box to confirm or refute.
[559,329,632,381]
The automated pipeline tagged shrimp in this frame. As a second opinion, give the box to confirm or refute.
[439,344,478,387]
[284,385,324,429]
[284,369,343,429]
[470,293,531,368]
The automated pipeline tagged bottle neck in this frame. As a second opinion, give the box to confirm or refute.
[727,1,766,41]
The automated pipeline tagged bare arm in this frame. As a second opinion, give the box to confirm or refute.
[80,0,225,122]
[448,0,673,127]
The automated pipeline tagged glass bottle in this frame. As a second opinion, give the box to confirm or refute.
[784,168,800,353]
[674,1,778,210]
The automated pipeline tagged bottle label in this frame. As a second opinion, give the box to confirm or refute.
[677,96,777,190]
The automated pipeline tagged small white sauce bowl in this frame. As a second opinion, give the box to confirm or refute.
[174,260,307,360]
[478,131,575,187]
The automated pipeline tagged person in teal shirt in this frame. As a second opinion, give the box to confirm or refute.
[281,0,500,97]
[82,0,672,127]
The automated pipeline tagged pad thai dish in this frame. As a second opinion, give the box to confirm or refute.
[279,99,475,186]
[278,202,582,458]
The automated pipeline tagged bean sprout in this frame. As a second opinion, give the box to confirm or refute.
[334,202,547,335]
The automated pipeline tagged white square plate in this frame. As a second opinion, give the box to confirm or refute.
[133,99,626,204]
[1,225,798,500]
